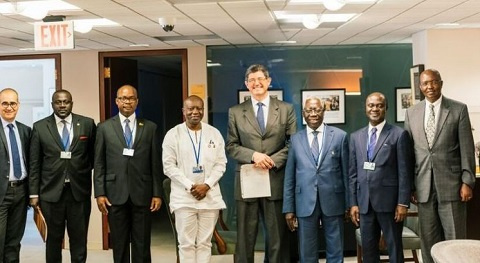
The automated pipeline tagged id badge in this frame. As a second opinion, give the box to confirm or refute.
[363,162,375,171]
[123,148,135,156]
[192,165,204,174]
[60,151,72,159]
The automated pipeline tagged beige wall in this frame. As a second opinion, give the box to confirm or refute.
[58,46,206,249]
[412,28,480,163]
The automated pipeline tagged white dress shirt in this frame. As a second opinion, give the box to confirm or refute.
[1,118,27,181]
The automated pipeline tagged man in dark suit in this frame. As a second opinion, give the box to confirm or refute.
[0,88,31,262]
[226,64,297,263]
[283,97,348,263]
[349,92,413,263]
[94,84,162,263]
[29,89,96,263]
[404,69,475,263]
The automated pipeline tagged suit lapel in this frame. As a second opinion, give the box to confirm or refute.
[410,101,429,148]
[133,119,145,148]
[16,122,29,164]
[432,97,450,148]
[318,126,333,168]
[0,124,7,154]
[112,115,128,148]
[69,114,81,150]
[299,130,316,167]
[359,127,368,161]
[265,97,279,135]
[372,123,391,160]
[46,115,64,150]
[241,101,263,135]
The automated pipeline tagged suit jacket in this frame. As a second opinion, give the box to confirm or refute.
[94,115,161,206]
[29,113,96,202]
[349,123,412,214]
[283,125,349,217]
[404,96,475,203]
[226,97,297,200]
[0,121,31,202]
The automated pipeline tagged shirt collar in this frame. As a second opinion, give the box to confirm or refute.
[369,119,386,133]
[426,95,442,109]
[306,123,325,134]
[1,117,15,129]
[119,112,136,124]
[54,114,72,125]
[251,93,270,108]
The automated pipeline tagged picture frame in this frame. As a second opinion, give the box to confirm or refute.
[395,87,412,122]
[301,89,346,124]
[237,89,283,104]
[410,64,425,104]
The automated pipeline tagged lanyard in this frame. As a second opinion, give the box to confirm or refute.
[186,125,202,166]
[123,119,136,148]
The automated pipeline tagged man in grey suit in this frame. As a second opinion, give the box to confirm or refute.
[349,92,412,263]
[404,69,475,263]
[283,97,348,263]
[226,64,297,263]
[94,84,162,263]
[29,90,96,263]
[0,88,31,262]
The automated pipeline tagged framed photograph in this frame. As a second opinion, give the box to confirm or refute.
[237,89,283,104]
[410,64,425,104]
[395,87,412,122]
[301,89,345,124]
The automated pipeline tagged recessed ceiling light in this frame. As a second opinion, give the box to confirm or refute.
[436,23,460,27]
[274,11,355,23]
[129,44,150,47]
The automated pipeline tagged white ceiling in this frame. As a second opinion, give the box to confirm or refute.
[0,0,479,54]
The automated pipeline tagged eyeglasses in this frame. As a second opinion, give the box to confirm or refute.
[117,96,137,103]
[303,108,324,114]
[1,102,18,109]
[247,77,267,83]
[420,80,442,87]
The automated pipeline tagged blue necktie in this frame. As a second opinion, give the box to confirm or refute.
[124,119,132,148]
[61,120,70,151]
[367,127,377,161]
[256,102,265,134]
[7,124,22,179]
[311,131,320,165]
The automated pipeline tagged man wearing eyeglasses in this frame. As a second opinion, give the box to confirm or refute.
[0,88,31,262]
[94,84,162,263]
[226,64,297,263]
[283,97,349,263]
[29,89,96,263]
[404,69,475,263]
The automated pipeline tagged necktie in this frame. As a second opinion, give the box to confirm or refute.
[256,102,265,134]
[61,120,70,151]
[311,131,320,165]
[124,119,133,148]
[7,124,22,179]
[367,127,377,161]
[426,104,435,148]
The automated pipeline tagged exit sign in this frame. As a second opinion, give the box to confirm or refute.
[34,21,75,50]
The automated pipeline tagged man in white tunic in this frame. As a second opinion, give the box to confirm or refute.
[162,95,227,263]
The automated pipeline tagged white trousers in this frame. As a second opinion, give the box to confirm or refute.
[174,208,219,263]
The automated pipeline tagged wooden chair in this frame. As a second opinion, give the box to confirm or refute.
[355,204,420,263]
[162,178,237,262]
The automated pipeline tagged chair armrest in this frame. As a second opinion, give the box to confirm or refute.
[212,229,227,254]
[217,210,230,231]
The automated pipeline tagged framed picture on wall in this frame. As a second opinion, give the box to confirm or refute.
[237,89,283,104]
[301,89,345,124]
[395,87,412,122]
[410,64,425,104]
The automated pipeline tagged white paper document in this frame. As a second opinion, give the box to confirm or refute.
[240,164,271,199]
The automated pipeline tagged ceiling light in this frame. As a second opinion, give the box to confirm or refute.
[74,23,93,33]
[436,23,460,27]
[72,18,119,33]
[274,11,355,23]
[275,40,297,44]
[303,14,323,29]
[0,0,81,19]
[324,0,346,11]
[129,44,150,47]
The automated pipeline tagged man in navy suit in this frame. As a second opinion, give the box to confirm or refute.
[0,88,31,262]
[283,96,349,263]
[349,92,413,263]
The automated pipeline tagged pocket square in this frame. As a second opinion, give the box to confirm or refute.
[79,136,88,141]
